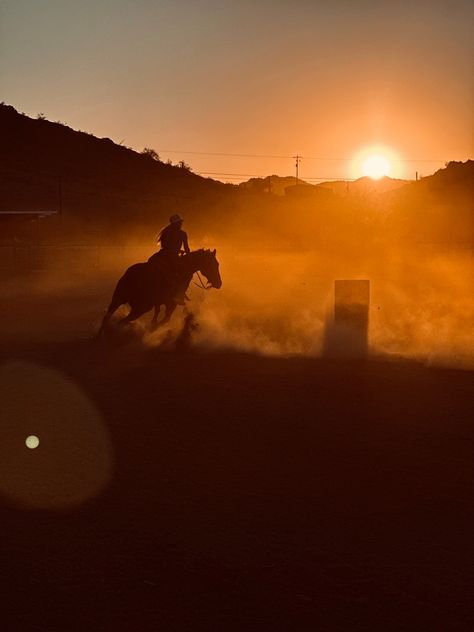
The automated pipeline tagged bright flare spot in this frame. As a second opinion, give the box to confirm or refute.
[26,435,39,449]
[351,145,402,180]
[362,154,391,179]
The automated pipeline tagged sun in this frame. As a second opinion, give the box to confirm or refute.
[362,154,391,179]
[351,145,401,180]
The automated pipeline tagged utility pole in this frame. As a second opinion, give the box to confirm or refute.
[293,155,302,185]
[267,175,272,194]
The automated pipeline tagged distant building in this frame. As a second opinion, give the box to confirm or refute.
[284,184,334,199]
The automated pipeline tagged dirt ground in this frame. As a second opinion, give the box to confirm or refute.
[1,270,473,631]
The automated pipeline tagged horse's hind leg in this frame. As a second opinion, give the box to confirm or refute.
[118,306,147,327]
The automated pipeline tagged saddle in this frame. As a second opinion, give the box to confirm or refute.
[147,250,188,303]
[148,250,177,272]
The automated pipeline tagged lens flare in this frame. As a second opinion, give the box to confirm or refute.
[0,361,113,509]
[26,435,39,449]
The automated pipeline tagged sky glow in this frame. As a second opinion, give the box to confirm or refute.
[1,1,472,181]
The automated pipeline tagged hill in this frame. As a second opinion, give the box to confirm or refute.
[239,175,294,195]
[319,175,408,196]
[0,104,230,241]
[384,161,474,243]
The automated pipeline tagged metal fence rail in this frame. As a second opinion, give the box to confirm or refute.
[0,244,149,271]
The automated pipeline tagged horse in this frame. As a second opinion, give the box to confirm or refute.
[98,248,221,335]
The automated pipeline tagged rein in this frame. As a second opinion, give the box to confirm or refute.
[192,271,211,290]
[179,250,215,290]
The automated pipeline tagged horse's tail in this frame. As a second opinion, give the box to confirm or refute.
[108,279,126,311]
[97,275,128,336]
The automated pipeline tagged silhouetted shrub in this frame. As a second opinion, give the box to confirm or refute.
[141,148,160,161]
[178,160,192,171]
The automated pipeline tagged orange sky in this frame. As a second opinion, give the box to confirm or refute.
[1,1,473,181]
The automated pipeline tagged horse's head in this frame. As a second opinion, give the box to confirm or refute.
[197,248,222,289]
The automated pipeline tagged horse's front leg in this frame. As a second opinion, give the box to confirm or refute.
[153,302,177,329]
[151,305,161,330]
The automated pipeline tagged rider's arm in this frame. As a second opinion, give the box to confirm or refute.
[182,232,190,254]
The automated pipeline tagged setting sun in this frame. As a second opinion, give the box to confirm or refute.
[352,146,401,180]
[362,154,391,179]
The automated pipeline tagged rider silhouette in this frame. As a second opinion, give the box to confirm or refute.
[154,214,190,304]
[157,214,190,257]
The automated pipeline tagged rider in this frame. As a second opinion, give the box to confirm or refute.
[155,214,190,305]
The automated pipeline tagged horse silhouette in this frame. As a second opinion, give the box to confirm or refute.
[98,248,221,335]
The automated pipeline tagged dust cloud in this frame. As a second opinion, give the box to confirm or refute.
[2,191,473,369]
[165,241,473,369]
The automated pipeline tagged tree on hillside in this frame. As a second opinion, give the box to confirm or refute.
[141,147,160,161]
[178,160,192,171]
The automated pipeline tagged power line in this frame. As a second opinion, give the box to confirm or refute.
[196,171,356,180]
[304,156,446,163]
[195,171,348,179]
[198,171,266,177]
[158,149,290,159]
[158,149,447,163]
[304,176,357,181]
